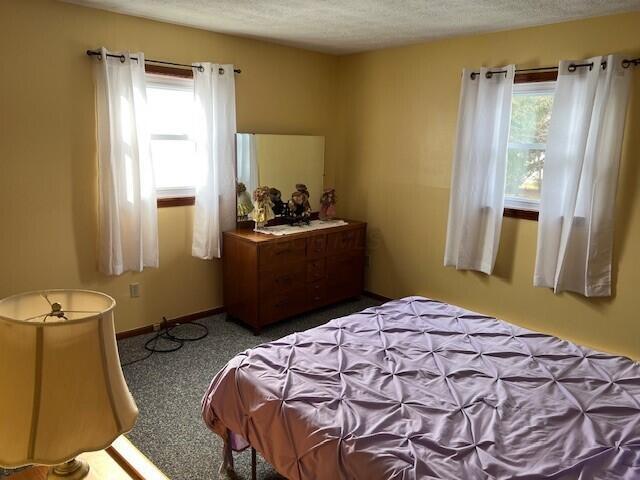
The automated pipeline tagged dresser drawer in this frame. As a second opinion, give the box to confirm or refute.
[327,252,365,278]
[260,263,306,295]
[306,258,326,283]
[261,288,306,323]
[327,228,364,254]
[306,234,327,258]
[326,279,361,302]
[326,253,364,303]
[259,238,306,269]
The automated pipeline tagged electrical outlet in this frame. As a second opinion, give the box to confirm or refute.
[152,323,161,332]
[129,283,140,298]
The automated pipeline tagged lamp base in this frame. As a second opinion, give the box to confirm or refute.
[47,458,90,480]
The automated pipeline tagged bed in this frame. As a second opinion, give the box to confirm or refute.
[202,296,640,479]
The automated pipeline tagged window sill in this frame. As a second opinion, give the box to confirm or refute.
[157,196,195,208]
[503,207,539,221]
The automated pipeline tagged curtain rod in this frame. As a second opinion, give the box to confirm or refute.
[470,57,639,80]
[86,49,241,75]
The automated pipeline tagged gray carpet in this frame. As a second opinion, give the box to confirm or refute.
[118,296,381,480]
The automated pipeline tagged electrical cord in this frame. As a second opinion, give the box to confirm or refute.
[120,316,209,367]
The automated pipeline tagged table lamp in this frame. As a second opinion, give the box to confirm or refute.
[0,290,138,479]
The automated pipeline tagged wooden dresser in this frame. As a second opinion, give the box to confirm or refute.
[223,220,366,333]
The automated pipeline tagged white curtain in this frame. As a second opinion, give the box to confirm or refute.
[95,48,158,275]
[534,55,632,296]
[237,133,258,194]
[192,63,237,259]
[444,66,515,274]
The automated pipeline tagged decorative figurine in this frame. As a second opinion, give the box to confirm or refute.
[284,184,312,225]
[319,188,337,220]
[269,187,286,216]
[286,190,310,225]
[249,186,274,229]
[236,182,254,219]
[295,184,312,217]
[287,190,306,217]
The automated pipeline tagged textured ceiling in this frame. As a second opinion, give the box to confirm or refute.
[63,0,640,54]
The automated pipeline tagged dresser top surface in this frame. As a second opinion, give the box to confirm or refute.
[224,219,366,244]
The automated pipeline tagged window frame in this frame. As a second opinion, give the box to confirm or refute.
[145,64,197,208]
[503,70,557,221]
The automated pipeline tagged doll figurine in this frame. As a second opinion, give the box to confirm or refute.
[295,184,312,217]
[269,187,286,216]
[236,182,254,219]
[287,190,306,218]
[287,189,311,225]
[250,186,275,229]
[319,188,337,220]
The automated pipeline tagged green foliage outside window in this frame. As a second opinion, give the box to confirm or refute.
[506,93,554,201]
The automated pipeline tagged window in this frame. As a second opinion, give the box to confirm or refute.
[146,73,198,200]
[505,78,556,216]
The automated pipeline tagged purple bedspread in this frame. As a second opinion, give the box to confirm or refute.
[202,297,640,479]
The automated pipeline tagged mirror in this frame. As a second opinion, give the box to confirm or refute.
[236,133,325,223]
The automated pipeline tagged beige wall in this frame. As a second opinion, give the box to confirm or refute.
[255,134,325,212]
[332,12,640,359]
[0,0,338,332]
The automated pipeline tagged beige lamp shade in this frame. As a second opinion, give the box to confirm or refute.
[0,290,138,468]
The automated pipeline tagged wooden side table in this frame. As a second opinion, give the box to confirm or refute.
[7,437,167,480]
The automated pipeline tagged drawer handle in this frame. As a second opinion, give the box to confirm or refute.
[276,275,292,284]
[275,248,292,255]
